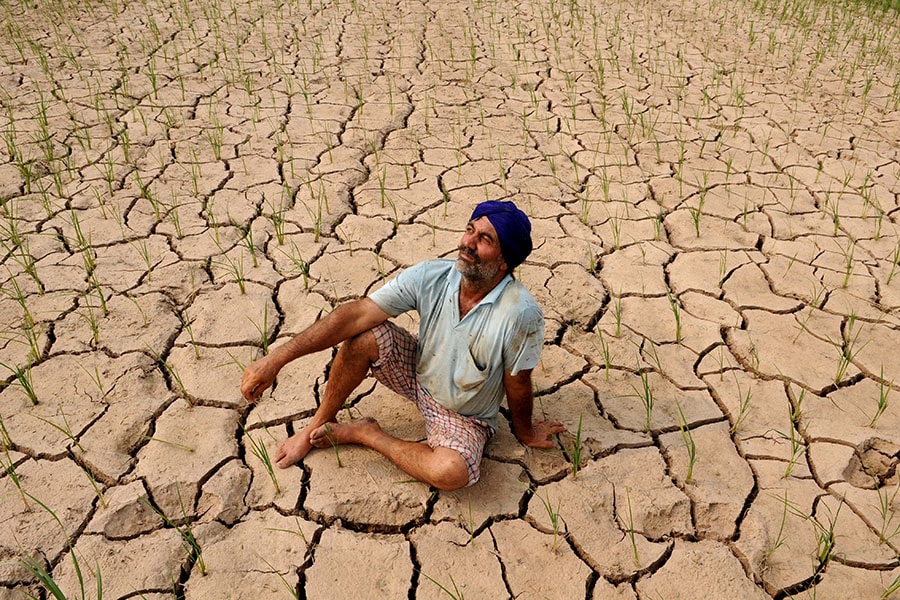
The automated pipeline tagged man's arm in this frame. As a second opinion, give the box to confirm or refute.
[503,369,565,448]
[241,298,390,402]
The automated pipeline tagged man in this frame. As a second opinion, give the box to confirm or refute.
[240,200,564,490]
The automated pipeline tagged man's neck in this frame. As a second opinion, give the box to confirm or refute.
[458,271,507,318]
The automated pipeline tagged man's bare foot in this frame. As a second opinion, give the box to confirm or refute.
[309,418,381,449]
[273,425,316,469]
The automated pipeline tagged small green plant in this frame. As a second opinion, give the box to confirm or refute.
[250,304,271,356]
[870,367,894,428]
[419,570,465,600]
[834,313,867,385]
[630,371,654,432]
[33,406,84,452]
[763,491,790,568]
[322,423,342,467]
[12,491,103,599]
[591,329,613,381]
[180,310,201,359]
[730,374,752,434]
[532,488,563,551]
[874,479,900,544]
[142,484,207,575]
[567,414,584,479]
[0,360,38,404]
[666,290,682,343]
[615,489,640,568]
[674,399,696,485]
[243,424,281,494]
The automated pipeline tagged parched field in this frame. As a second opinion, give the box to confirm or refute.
[2,0,900,597]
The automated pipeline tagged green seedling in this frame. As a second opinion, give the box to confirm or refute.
[566,414,584,480]
[243,424,281,494]
[730,374,752,434]
[666,290,682,342]
[146,347,191,405]
[144,437,195,452]
[763,491,790,568]
[870,367,894,428]
[532,488,563,551]
[12,491,103,599]
[614,489,640,568]
[250,303,271,356]
[674,399,696,485]
[1,433,28,509]
[629,371,654,432]
[1,360,38,404]
[834,313,867,385]
[874,478,900,544]
[322,423,342,467]
[612,294,623,338]
[180,310,200,359]
[33,406,84,452]
[142,484,206,576]
[591,329,613,381]
[239,229,259,267]
[419,570,465,600]
[257,555,299,599]
[778,389,807,478]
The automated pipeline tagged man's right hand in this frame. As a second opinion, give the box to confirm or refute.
[241,355,280,403]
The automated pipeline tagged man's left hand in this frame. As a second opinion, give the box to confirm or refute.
[520,419,566,449]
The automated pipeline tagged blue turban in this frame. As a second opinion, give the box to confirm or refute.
[470,200,533,271]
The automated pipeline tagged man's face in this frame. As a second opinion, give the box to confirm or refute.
[456,217,507,283]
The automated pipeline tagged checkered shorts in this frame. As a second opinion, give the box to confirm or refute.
[370,321,492,486]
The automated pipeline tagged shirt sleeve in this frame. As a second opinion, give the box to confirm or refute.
[368,262,425,317]
[504,304,544,375]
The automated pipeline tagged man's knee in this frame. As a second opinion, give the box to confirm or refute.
[431,449,472,491]
[342,328,380,363]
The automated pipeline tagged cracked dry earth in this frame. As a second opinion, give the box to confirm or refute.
[1,0,900,597]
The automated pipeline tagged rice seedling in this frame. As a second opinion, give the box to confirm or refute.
[611,293,623,338]
[212,247,247,294]
[33,406,85,453]
[12,491,103,599]
[277,243,311,288]
[257,555,300,599]
[242,424,281,494]
[666,290,682,343]
[239,229,259,268]
[532,487,563,551]
[674,399,696,485]
[763,490,790,568]
[614,489,640,568]
[628,370,654,432]
[778,387,807,478]
[142,484,207,576]
[729,374,753,434]
[144,436,195,452]
[147,347,191,405]
[321,423,343,467]
[0,360,38,404]
[834,313,867,385]
[419,570,465,600]
[869,367,894,428]
[566,414,584,480]
[1,423,28,509]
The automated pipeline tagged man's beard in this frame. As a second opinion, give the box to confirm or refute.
[455,246,502,283]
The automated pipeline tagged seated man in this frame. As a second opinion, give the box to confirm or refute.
[240,200,564,490]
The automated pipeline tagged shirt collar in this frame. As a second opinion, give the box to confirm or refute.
[448,266,513,308]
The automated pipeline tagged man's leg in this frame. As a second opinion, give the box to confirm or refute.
[310,420,470,490]
[272,328,379,468]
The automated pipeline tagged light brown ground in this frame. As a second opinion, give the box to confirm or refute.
[1,0,900,597]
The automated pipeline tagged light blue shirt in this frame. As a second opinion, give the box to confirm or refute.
[369,259,544,430]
